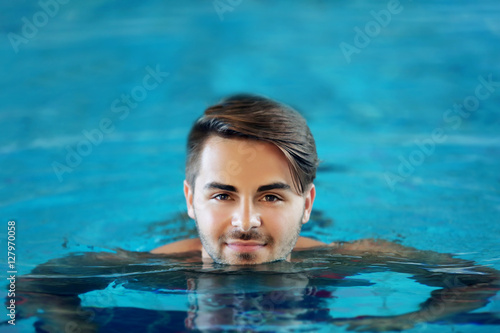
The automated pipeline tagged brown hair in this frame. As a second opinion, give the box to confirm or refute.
[185,94,319,194]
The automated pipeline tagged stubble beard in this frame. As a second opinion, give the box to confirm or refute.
[193,209,304,265]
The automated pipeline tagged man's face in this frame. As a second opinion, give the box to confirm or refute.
[184,135,315,265]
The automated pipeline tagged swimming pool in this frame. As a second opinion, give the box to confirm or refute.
[1,0,499,331]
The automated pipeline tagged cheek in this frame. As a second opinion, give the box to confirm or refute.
[195,201,230,235]
[263,204,303,235]
[263,209,292,234]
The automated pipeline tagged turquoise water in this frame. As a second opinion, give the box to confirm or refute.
[1,0,500,331]
[10,248,500,332]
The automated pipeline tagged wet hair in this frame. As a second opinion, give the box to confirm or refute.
[185,94,319,194]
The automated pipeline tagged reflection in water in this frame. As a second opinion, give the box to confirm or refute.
[184,265,332,330]
[9,248,500,332]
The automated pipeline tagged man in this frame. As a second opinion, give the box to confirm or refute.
[152,94,326,264]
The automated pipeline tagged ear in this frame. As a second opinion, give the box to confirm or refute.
[301,183,316,224]
[184,179,195,219]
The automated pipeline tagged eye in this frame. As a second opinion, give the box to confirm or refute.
[262,194,281,202]
[214,193,231,201]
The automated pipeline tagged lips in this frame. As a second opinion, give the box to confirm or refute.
[226,241,266,252]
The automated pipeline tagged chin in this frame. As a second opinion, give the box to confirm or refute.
[226,254,264,265]
[205,244,288,265]
[209,251,262,265]
[224,252,289,266]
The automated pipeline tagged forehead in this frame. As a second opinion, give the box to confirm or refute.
[197,136,293,188]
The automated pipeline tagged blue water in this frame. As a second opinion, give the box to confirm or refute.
[1,0,500,332]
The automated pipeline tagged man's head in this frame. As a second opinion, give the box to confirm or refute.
[184,94,319,265]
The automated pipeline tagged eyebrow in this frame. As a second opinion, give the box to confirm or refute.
[204,182,237,192]
[203,182,291,193]
[257,182,291,192]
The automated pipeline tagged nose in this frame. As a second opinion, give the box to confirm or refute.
[231,200,261,232]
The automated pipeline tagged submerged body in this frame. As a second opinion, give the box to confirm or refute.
[14,244,500,332]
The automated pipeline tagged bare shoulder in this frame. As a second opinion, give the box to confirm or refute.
[330,238,418,255]
[150,238,202,254]
[293,237,415,254]
[294,236,328,249]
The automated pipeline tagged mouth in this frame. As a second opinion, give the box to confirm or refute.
[226,241,266,253]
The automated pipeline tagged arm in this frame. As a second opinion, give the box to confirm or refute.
[329,239,500,331]
[150,238,202,254]
[334,278,499,331]
[16,250,161,331]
